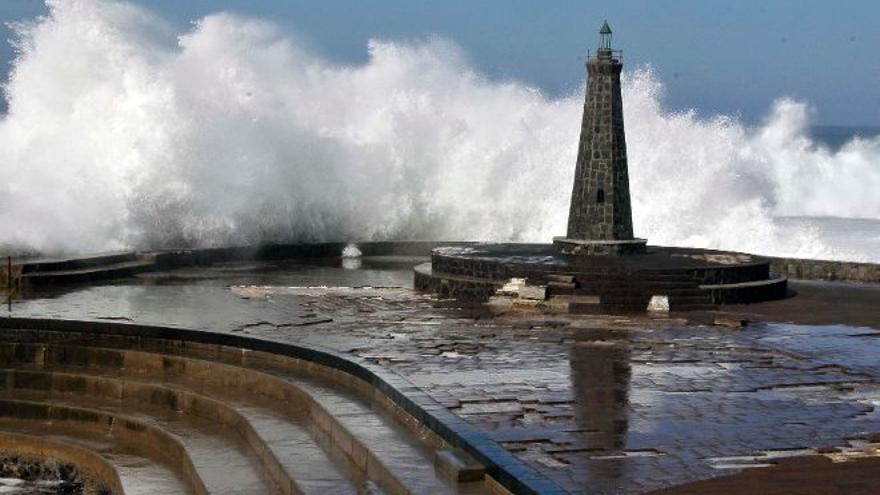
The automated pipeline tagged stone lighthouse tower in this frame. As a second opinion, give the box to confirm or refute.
[554,22,647,256]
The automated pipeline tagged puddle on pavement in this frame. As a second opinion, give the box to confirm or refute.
[4,257,424,332]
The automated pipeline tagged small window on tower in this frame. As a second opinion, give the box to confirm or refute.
[596,189,605,203]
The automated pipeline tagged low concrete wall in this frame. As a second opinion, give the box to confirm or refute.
[152,241,477,269]
[767,257,880,283]
[154,242,879,285]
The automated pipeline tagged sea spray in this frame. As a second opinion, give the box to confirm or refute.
[1,0,878,261]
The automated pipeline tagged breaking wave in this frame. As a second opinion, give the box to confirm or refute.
[1,0,878,261]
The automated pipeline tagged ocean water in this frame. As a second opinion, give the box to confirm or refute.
[0,1,878,263]
[774,216,880,262]
[780,127,880,262]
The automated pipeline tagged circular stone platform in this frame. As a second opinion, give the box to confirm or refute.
[414,243,788,312]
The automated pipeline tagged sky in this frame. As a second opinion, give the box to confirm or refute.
[1,0,878,125]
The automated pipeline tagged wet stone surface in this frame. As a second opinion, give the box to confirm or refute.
[6,257,880,494]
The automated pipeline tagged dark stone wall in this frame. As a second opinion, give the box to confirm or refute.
[767,257,880,283]
[566,56,634,241]
[413,264,499,300]
[430,250,770,287]
[421,250,791,308]
[431,252,569,284]
[554,238,646,256]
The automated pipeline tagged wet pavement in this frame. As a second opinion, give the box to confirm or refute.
[4,257,880,494]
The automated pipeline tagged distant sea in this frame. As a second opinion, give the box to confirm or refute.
[786,126,880,262]
[810,125,880,150]
[774,216,880,263]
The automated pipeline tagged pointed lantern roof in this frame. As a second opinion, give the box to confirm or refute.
[598,20,613,51]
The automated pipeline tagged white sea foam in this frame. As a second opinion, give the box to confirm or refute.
[1,0,878,261]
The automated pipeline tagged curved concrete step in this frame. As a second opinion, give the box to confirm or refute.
[146,352,479,495]
[291,376,465,495]
[101,452,191,495]
[700,276,789,304]
[232,404,361,495]
[0,367,359,495]
[0,341,490,495]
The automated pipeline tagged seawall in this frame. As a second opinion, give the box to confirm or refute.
[767,256,880,284]
[9,241,880,285]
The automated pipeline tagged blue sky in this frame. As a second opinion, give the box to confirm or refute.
[1,0,878,125]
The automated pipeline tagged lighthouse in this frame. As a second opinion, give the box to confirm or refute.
[554,22,647,256]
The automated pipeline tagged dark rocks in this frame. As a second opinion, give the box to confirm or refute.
[815,446,842,454]
[0,454,87,494]
[713,318,749,328]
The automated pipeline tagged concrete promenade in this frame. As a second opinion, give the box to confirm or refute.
[5,257,880,494]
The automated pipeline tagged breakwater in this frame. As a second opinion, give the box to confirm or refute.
[767,256,880,284]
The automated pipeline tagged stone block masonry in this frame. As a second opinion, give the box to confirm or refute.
[767,256,880,283]
[565,48,635,242]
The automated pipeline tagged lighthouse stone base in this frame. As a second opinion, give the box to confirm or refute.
[553,237,647,256]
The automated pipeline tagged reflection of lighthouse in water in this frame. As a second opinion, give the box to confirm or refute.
[570,332,631,481]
